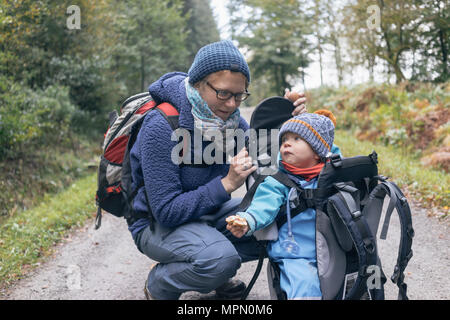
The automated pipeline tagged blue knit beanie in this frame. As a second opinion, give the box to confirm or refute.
[188,40,251,84]
[279,111,335,160]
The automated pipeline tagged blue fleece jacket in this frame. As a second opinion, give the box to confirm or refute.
[128,72,249,236]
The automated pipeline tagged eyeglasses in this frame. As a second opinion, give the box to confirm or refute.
[205,81,250,102]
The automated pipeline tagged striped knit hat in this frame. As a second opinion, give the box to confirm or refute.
[279,110,336,160]
[188,40,251,84]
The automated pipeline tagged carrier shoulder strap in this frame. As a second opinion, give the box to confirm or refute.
[239,171,305,211]
[238,173,268,211]
[271,171,320,228]
[362,179,414,300]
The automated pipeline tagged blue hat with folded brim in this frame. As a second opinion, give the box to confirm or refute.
[188,40,251,84]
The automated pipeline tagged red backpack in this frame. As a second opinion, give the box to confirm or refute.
[95,92,179,229]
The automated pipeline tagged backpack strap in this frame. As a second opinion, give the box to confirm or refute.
[363,179,414,300]
[155,102,180,130]
[120,101,180,230]
[238,173,268,211]
[327,185,380,299]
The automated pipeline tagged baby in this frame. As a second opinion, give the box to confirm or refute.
[226,110,338,299]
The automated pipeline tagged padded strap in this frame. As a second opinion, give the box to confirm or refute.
[155,102,179,130]
[377,182,399,240]
[239,173,268,211]
[363,180,414,300]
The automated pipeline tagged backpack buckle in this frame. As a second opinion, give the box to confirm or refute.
[329,154,342,168]
[399,196,408,206]
[302,188,314,200]
[369,151,378,164]
[363,240,375,254]
[375,175,388,182]
[391,265,404,284]
[301,189,315,208]
[334,182,358,194]
[351,210,362,220]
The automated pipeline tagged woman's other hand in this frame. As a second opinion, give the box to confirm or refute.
[284,88,307,116]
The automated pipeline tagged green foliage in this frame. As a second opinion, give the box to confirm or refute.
[182,0,221,64]
[343,0,449,84]
[111,0,191,92]
[0,0,221,224]
[0,0,220,152]
[228,0,312,95]
[308,81,450,162]
[0,76,77,159]
[0,137,99,217]
[336,130,449,214]
[49,54,122,136]
[0,0,111,87]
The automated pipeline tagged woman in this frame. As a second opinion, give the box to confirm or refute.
[129,40,307,300]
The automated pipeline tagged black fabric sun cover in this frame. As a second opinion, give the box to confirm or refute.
[246,96,296,189]
[250,96,295,130]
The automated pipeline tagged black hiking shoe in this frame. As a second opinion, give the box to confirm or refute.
[215,279,246,299]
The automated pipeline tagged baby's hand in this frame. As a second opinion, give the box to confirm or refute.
[226,215,249,238]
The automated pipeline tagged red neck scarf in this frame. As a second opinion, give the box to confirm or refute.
[281,161,325,181]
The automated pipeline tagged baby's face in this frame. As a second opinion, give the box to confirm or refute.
[280,132,320,168]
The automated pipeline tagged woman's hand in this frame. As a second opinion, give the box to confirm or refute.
[221,147,257,194]
[284,88,307,116]
[226,215,249,238]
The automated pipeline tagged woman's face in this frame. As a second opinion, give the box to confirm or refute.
[196,70,247,121]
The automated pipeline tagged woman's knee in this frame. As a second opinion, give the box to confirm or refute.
[192,240,242,280]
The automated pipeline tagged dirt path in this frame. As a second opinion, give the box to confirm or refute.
[2,107,449,300]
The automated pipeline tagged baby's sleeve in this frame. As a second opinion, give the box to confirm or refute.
[237,176,288,236]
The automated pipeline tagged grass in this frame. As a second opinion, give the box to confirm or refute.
[0,140,101,217]
[0,173,97,287]
[335,129,449,217]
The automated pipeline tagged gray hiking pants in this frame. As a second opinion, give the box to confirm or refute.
[132,198,261,299]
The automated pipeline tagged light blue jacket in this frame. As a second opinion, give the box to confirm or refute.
[236,146,341,299]
[237,145,341,243]
[237,169,318,259]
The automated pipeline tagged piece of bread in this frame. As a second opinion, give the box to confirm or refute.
[226,216,248,227]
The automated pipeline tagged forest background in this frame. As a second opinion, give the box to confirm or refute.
[0,0,448,285]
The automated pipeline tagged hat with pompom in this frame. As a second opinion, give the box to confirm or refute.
[279,110,336,160]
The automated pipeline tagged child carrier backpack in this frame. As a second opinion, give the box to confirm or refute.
[95,92,179,229]
[240,97,414,300]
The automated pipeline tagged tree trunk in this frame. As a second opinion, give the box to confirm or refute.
[368,55,375,82]
[438,28,448,80]
[317,37,323,86]
[140,53,145,92]
[333,37,343,87]
[393,62,405,84]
